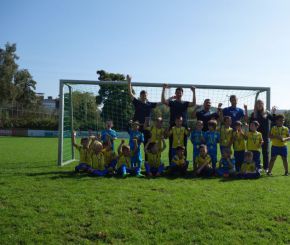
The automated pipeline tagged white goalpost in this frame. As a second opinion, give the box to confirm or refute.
[57,79,271,166]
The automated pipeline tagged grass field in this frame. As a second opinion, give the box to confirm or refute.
[0,137,289,244]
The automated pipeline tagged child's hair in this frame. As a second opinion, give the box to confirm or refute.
[251,120,260,127]
[147,142,157,151]
[156,117,163,122]
[132,120,140,126]
[121,144,130,152]
[92,141,103,151]
[81,137,89,144]
[234,121,242,127]
[275,114,285,121]
[244,151,253,158]
[199,144,207,151]
[196,120,203,125]
[208,120,217,128]
[223,116,231,123]
[176,145,185,151]
[222,147,231,155]
[175,116,183,121]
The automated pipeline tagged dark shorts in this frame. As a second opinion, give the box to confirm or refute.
[271,146,287,158]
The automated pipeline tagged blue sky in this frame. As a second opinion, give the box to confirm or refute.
[1,0,290,108]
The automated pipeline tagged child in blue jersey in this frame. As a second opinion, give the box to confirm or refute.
[204,120,220,170]
[169,146,189,176]
[190,120,205,163]
[101,120,117,150]
[128,120,145,177]
[116,140,134,177]
[216,147,236,178]
[194,145,213,177]
[72,131,92,173]
[237,151,260,179]
[144,138,166,177]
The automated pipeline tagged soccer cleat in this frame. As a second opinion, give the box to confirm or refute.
[223,173,229,178]
[136,173,145,178]
[122,173,130,178]
[267,172,272,176]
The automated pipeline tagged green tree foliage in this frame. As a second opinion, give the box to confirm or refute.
[96,70,134,130]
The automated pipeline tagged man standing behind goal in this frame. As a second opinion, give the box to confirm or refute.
[127,75,159,148]
[161,84,197,162]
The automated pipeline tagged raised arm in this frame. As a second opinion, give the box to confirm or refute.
[161,84,170,106]
[126,75,135,100]
[188,86,196,107]
[118,139,125,155]
[72,131,78,147]
[243,104,248,123]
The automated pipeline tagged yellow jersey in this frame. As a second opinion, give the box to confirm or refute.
[232,131,246,151]
[147,151,162,168]
[169,126,189,148]
[270,126,289,147]
[195,154,212,169]
[91,152,105,170]
[172,155,186,166]
[102,149,117,165]
[116,154,131,168]
[146,126,165,147]
[241,162,256,173]
[220,126,233,147]
[247,131,263,151]
[75,145,91,165]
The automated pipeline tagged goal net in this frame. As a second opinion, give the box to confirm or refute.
[58,80,270,166]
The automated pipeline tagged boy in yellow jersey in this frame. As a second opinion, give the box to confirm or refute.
[231,121,246,172]
[144,117,166,150]
[144,138,166,177]
[169,146,189,175]
[102,139,118,173]
[220,116,233,154]
[268,114,290,176]
[89,141,108,176]
[246,121,264,171]
[72,131,92,173]
[194,145,213,177]
[116,140,135,177]
[168,116,189,161]
[237,151,260,179]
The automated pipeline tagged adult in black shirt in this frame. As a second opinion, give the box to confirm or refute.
[193,99,222,131]
[127,75,158,146]
[249,99,276,171]
[161,84,197,162]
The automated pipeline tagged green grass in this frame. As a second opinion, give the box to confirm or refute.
[0,137,289,244]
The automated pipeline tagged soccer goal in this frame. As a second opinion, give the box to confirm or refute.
[57,79,270,166]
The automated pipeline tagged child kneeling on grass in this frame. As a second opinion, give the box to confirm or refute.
[237,151,260,179]
[144,138,166,177]
[268,114,290,176]
[216,147,236,178]
[169,146,189,176]
[89,141,108,176]
[102,138,118,174]
[194,144,213,177]
[72,131,92,173]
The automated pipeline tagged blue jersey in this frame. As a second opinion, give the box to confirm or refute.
[219,158,236,170]
[204,131,220,153]
[128,130,144,164]
[190,130,204,146]
[101,129,117,149]
[222,106,244,126]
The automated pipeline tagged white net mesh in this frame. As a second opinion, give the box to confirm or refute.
[59,81,268,165]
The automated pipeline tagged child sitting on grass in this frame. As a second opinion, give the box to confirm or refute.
[72,131,92,173]
[89,141,108,176]
[216,147,236,178]
[268,114,290,176]
[194,144,213,177]
[237,151,260,179]
[116,140,135,177]
[102,138,117,174]
[169,146,189,176]
[144,137,166,177]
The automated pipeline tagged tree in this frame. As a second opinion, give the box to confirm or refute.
[0,43,19,105]
[96,70,134,130]
[14,69,37,107]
